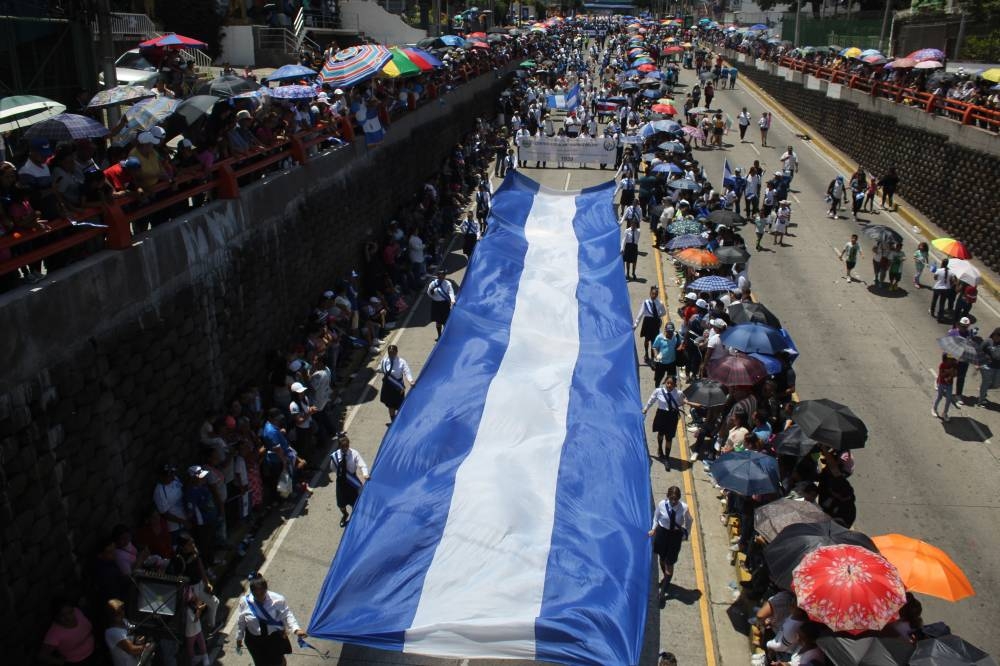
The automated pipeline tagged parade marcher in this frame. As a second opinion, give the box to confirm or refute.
[871,240,886,288]
[948,317,974,404]
[753,213,767,252]
[930,259,953,321]
[379,344,414,423]
[634,285,668,362]
[426,268,456,340]
[757,111,771,147]
[642,376,686,462]
[622,218,640,281]
[651,321,681,387]
[772,200,790,247]
[886,241,905,291]
[953,279,978,325]
[849,167,867,220]
[235,575,307,666]
[460,211,479,257]
[648,486,693,605]
[475,182,491,235]
[879,166,900,210]
[737,107,751,142]
[329,432,369,527]
[779,146,798,188]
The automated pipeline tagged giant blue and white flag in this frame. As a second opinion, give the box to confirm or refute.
[546,83,580,110]
[308,172,651,666]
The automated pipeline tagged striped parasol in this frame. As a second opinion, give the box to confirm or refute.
[87,85,156,109]
[382,48,423,78]
[403,47,442,70]
[320,45,393,87]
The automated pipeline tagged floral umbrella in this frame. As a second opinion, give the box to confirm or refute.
[112,96,181,146]
[268,84,318,100]
[792,544,907,634]
[907,47,946,62]
[682,125,705,140]
[87,85,156,109]
[667,218,704,236]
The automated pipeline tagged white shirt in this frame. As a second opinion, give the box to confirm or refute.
[235,591,300,641]
[645,386,685,412]
[153,479,185,531]
[105,626,138,666]
[634,298,667,327]
[651,498,693,532]
[408,234,425,264]
[380,355,414,384]
[309,366,332,410]
[781,151,798,171]
[621,226,639,251]
[933,266,952,290]
[289,395,313,429]
[737,111,751,127]
[707,330,728,361]
[426,277,455,303]
[330,447,369,479]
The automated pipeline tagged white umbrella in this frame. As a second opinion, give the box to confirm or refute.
[0,95,67,132]
[948,258,981,285]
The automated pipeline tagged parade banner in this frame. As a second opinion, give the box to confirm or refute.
[309,173,651,665]
[517,135,618,166]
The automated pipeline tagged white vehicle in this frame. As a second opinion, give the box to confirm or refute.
[97,49,160,88]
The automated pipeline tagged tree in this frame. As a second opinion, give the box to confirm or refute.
[156,0,225,58]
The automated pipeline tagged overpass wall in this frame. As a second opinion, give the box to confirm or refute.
[0,68,511,661]
[729,50,1000,273]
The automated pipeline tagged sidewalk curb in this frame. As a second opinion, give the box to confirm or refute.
[734,64,1000,301]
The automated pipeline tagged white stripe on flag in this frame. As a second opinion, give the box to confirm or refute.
[404,190,581,658]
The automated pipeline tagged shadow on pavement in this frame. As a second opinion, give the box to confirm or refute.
[725,600,753,637]
[663,583,703,606]
[942,416,993,441]
[867,285,909,298]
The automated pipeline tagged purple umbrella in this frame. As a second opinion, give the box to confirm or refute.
[906,48,946,62]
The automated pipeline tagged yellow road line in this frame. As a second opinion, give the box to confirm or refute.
[653,241,720,666]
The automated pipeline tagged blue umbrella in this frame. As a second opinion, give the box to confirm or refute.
[749,23,769,31]
[642,89,661,98]
[268,84,317,100]
[24,112,110,141]
[720,322,789,354]
[439,34,466,47]
[267,64,318,82]
[658,140,686,154]
[639,120,681,138]
[748,352,782,375]
[666,178,702,192]
[652,162,684,174]
[859,48,882,57]
[686,275,737,292]
[666,233,707,250]
[711,451,781,495]
[643,70,664,80]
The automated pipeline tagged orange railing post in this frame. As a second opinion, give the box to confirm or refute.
[102,202,133,250]
[216,163,239,199]
[289,135,308,164]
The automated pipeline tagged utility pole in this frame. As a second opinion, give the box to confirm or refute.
[878,0,892,53]
[433,0,441,35]
[95,0,120,125]
[793,0,802,47]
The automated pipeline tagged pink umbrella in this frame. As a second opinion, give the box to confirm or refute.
[887,57,917,69]
[914,60,943,69]
[682,125,705,140]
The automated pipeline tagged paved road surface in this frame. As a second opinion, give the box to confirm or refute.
[212,62,1000,666]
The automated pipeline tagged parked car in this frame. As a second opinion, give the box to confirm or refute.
[97,49,160,88]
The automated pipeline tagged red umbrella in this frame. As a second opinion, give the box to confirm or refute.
[468,31,487,39]
[138,32,208,49]
[707,354,768,387]
[468,40,491,50]
[792,545,907,635]
[637,63,657,72]
[651,103,677,115]
[664,45,685,54]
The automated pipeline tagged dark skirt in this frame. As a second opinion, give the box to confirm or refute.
[380,380,405,410]
[640,316,661,342]
[430,298,451,325]
[653,525,684,564]
[623,242,639,263]
[245,630,292,666]
[336,475,360,509]
[652,408,680,436]
[620,190,635,205]
[463,233,477,256]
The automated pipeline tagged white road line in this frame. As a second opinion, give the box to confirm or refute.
[564,172,572,190]
[791,193,801,204]
[749,142,760,155]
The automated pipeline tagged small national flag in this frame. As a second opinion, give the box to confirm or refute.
[723,158,735,188]
[545,84,580,110]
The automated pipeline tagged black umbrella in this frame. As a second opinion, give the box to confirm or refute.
[792,399,869,450]
[196,74,260,98]
[764,521,878,589]
[708,209,746,227]
[621,82,640,91]
[862,224,903,244]
[937,335,982,364]
[817,635,914,666]
[754,497,831,542]
[163,95,218,139]
[728,302,782,328]
[715,246,751,264]
[911,635,997,666]
[682,379,729,407]
[772,424,819,459]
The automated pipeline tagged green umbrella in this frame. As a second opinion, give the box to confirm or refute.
[0,94,66,132]
[383,47,422,78]
[668,219,704,235]
[519,60,536,68]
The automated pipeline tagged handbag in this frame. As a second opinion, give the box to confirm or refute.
[276,470,293,498]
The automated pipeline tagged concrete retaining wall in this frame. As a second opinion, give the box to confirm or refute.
[0,67,512,662]
[730,51,1000,272]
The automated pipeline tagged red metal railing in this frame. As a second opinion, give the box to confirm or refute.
[777,56,1000,133]
[0,56,514,281]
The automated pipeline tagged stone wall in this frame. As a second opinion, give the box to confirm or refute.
[0,68,512,663]
[737,59,1000,272]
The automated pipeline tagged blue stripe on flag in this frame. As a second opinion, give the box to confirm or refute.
[535,180,651,666]
[307,175,537,651]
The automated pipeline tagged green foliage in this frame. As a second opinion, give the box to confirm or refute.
[962,0,1000,23]
[534,1,547,19]
[156,0,225,58]
[962,29,1000,61]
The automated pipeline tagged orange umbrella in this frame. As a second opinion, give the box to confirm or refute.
[673,247,719,269]
[872,534,975,601]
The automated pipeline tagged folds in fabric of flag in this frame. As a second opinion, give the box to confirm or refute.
[308,172,651,666]
[547,83,581,110]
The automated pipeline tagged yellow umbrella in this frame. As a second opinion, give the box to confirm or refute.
[979,67,1000,83]
[842,47,863,58]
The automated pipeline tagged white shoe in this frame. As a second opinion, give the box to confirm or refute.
[689,452,699,462]
[376,338,386,345]
[932,408,939,418]
[369,346,380,354]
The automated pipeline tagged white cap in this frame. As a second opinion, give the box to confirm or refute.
[322,290,335,299]
[187,465,210,479]
[695,298,709,309]
[959,316,971,325]
[334,88,344,95]
[290,382,307,393]
[685,291,697,300]
[711,318,728,329]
